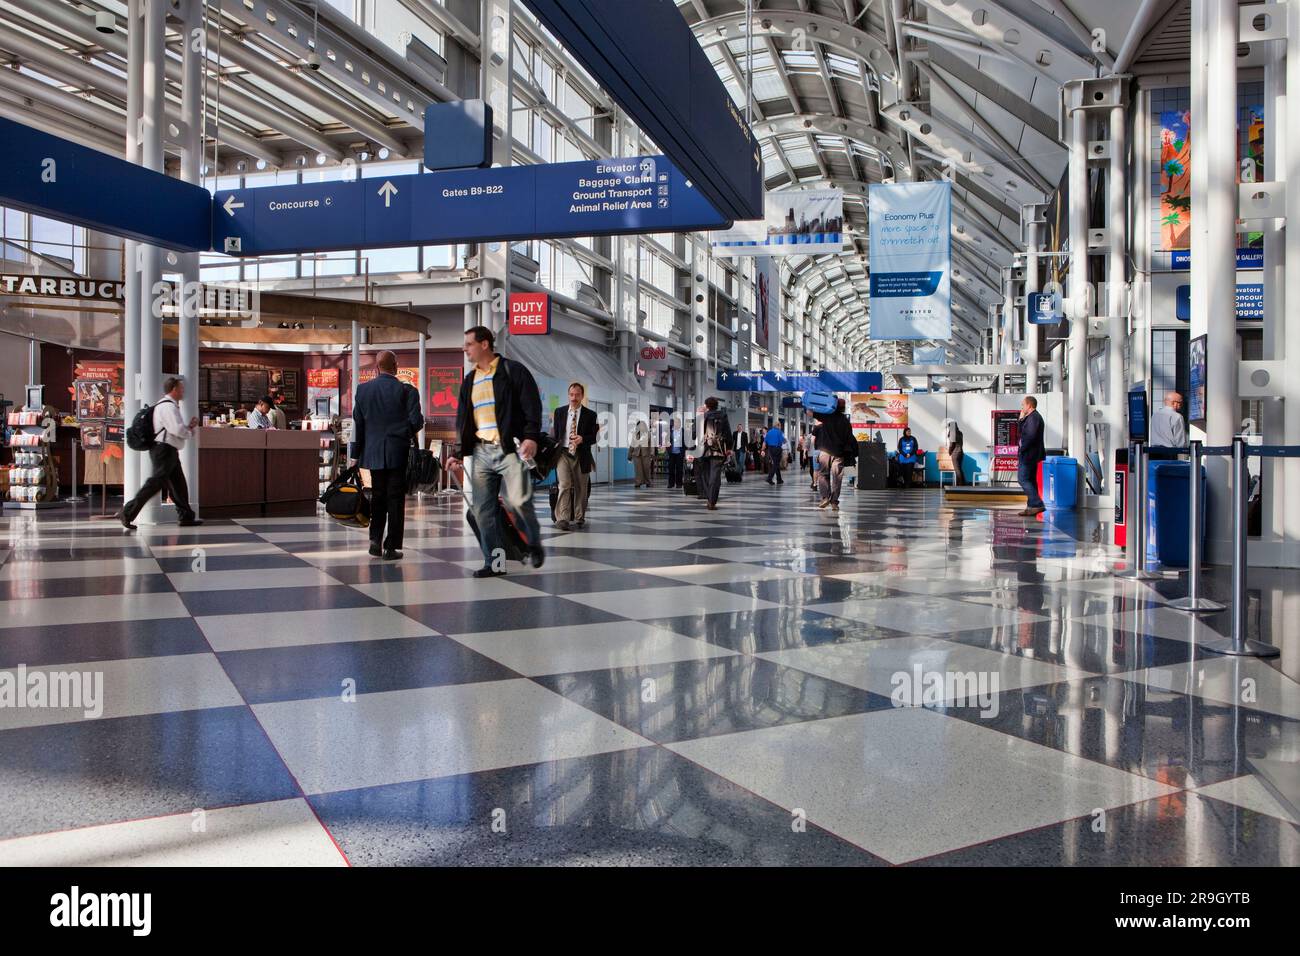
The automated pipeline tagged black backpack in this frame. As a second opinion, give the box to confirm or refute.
[319,465,371,528]
[126,400,171,451]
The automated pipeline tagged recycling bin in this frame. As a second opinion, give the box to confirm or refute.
[1145,460,1207,568]
[1041,456,1079,511]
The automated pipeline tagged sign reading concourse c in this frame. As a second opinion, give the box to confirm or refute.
[213,155,729,257]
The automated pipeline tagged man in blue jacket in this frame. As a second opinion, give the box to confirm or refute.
[763,421,786,485]
[1017,396,1046,516]
[353,350,424,559]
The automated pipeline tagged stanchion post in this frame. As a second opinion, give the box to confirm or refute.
[1127,440,1161,579]
[1202,436,1279,657]
[1169,440,1224,611]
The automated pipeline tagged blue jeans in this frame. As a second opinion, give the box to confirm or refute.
[1018,458,1044,509]
[734,449,747,475]
[470,442,542,566]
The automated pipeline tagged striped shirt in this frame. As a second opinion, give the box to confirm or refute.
[471,356,501,443]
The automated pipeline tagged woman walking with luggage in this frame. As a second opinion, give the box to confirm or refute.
[695,397,733,510]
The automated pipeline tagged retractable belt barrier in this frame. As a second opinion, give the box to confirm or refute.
[1166,437,1298,659]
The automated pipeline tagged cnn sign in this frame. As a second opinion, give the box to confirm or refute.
[638,342,668,370]
[508,293,550,335]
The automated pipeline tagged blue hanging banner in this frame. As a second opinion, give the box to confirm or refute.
[868,181,952,341]
[1027,290,1064,325]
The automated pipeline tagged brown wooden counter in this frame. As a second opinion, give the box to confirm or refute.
[196,427,317,516]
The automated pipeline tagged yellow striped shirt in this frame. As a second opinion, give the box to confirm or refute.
[471,356,501,442]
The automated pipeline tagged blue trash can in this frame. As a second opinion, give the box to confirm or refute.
[1146,460,1207,568]
[1041,456,1079,511]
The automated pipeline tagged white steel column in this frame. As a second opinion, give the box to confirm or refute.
[1067,104,1090,463]
[1024,216,1041,392]
[1106,96,1129,501]
[350,321,360,421]
[1284,0,1300,559]
[1193,0,1238,561]
[122,0,143,501]
[479,0,513,338]
[135,0,166,524]
[417,332,428,449]
[179,0,202,514]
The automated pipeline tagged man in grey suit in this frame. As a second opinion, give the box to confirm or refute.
[353,350,424,559]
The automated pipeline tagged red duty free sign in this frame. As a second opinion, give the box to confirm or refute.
[508,293,550,334]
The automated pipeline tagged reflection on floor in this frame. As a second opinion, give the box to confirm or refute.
[0,479,1295,866]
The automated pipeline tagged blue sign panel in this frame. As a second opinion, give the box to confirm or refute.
[1027,291,1064,325]
[423,100,492,171]
[1128,385,1148,443]
[716,370,883,393]
[521,0,762,222]
[0,117,210,252]
[1170,248,1263,270]
[868,181,952,340]
[214,155,726,256]
[1174,283,1264,321]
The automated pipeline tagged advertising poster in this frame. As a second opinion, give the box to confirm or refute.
[753,256,781,355]
[849,393,907,440]
[1188,334,1207,429]
[1159,106,1264,258]
[868,181,952,340]
[306,367,340,418]
[74,380,110,420]
[426,365,462,427]
[991,409,1021,474]
[712,189,844,256]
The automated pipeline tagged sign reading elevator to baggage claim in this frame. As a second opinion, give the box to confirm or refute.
[868,181,952,341]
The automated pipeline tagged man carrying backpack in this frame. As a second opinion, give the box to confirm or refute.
[117,376,201,529]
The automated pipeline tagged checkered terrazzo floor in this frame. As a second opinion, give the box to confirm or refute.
[0,477,1295,866]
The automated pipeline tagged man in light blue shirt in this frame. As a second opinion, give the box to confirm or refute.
[667,414,685,489]
[247,396,274,429]
[764,422,785,485]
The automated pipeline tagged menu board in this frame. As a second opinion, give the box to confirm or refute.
[199,368,210,402]
[239,369,269,403]
[208,369,238,404]
[270,368,298,407]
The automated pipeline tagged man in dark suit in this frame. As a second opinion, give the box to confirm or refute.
[552,382,598,530]
[732,422,750,476]
[352,350,424,559]
[1017,395,1046,516]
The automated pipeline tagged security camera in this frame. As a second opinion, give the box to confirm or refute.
[305,51,322,71]
[94,11,115,34]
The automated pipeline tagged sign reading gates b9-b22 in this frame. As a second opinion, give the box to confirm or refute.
[214,155,727,257]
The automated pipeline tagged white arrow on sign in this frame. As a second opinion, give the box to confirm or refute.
[377,181,398,207]
[222,195,244,217]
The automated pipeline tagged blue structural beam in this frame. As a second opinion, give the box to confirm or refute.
[717,370,884,393]
[520,0,763,224]
[213,154,728,256]
[0,117,211,252]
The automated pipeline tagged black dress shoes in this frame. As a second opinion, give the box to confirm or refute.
[473,567,506,578]
[382,549,402,560]
[369,544,382,557]
[116,510,136,531]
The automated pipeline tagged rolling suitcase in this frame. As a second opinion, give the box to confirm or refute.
[549,479,592,520]
[724,460,741,483]
[465,502,530,562]
[683,458,699,497]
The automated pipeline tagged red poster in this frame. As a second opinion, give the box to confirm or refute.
[307,368,339,389]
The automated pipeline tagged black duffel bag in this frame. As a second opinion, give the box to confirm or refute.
[407,443,440,489]
[320,465,371,527]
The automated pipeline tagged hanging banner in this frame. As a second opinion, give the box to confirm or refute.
[849,393,908,439]
[711,189,844,256]
[913,345,947,364]
[753,256,781,355]
[868,181,951,340]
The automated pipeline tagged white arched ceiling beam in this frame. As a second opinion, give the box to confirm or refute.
[916,0,1098,88]
[689,9,904,108]
[751,114,911,183]
[880,102,1046,207]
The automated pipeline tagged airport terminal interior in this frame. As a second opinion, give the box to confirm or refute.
[0,0,1296,869]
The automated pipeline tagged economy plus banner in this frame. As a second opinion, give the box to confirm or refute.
[712,189,844,256]
[868,181,951,340]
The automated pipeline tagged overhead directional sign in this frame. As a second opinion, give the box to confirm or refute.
[0,117,210,252]
[213,155,728,256]
[521,0,762,223]
[716,370,884,393]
